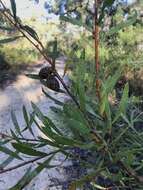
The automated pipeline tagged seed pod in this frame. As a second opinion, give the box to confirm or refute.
[46,75,60,92]
[39,66,53,79]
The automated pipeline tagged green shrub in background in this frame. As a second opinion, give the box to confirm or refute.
[0,0,143,190]
[0,11,62,71]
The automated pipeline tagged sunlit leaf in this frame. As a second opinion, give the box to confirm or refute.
[107,10,138,36]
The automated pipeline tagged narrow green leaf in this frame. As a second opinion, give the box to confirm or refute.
[107,11,138,36]
[39,124,91,148]
[22,25,39,41]
[12,142,47,157]
[63,104,87,125]
[10,0,17,20]
[102,68,122,96]
[23,106,29,126]
[67,118,90,136]
[32,103,91,147]
[9,167,32,190]
[11,111,21,136]
[44,116,63,136]
[86,103,103,120]
[104,95,112,130]
[25,74,40,80]
[9,155,56,190]
[40,126,78,146]
[28,112,35,136]
[0,156,14,169]
[22,107,35,137]
[38,137,61,148]
[0,140,11,146]
[0,146,22,160]
[52,39,59,59]
[60,15,82,27]
[113,83,129,123]
[32,102,63,136]
[60,15,92,32]
[0,150,19,169]
[10,129,20,142]
[0,36,21,44]
[63,61,70,77]
[0,25,15,31]
[31,102,44,119]
[42,88,64,106]
[112,126,129,146]
[77,81,85,111]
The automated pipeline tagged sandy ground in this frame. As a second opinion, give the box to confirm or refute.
[0,58,71,190]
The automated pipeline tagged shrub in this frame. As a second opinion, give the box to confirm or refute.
[0,0,143,190]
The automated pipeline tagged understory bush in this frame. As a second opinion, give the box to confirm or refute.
[0,0,143,190]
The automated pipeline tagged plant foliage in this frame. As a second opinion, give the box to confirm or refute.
[0,0,143,190]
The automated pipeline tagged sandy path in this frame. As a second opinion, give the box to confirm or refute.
[0,58,70,190]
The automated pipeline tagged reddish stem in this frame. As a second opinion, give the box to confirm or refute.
[94,0,100,100]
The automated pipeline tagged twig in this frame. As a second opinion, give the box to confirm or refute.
[0,150,59,174]
[0,132,40,142]
[0,156,42,174]
[94,0,100,100]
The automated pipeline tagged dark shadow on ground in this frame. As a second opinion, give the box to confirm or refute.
[0,60,43,89]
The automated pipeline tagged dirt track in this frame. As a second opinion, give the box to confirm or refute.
[0,58,70,190]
